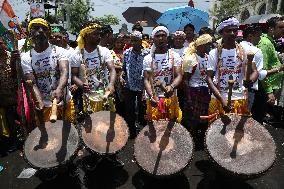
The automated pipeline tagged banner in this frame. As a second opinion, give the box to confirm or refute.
[0,0,27,47]
[30,2,45,18]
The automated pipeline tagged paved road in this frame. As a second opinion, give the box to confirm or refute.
[0,123,284,189]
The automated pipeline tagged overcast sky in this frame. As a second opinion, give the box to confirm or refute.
[7,0,212,34]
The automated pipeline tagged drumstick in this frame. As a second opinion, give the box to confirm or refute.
[227,75,235,108]
[50,98,58,123]
[26,80,44,110]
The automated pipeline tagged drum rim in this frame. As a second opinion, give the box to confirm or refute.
[204,114,277,178]
[23,122,81,170]
[133,120,194,177]
[79,111,129,156]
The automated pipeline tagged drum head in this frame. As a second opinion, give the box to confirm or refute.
[134,121,194,177]
[205,115,276,176]
[80,111,129,155]
[24,121,79,169]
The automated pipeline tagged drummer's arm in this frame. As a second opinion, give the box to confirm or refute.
[106,60,116,93]
[249,62,259,85]
[144,71,154,98]
[24,73,44,110]
[71,67,84,88]
[171,66,183,89]
[52,60,69,101]
[206,70,225,106]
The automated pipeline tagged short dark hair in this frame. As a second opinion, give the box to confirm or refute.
[184,23,195,32]
[101,25,113,36]
[242,24,261,39]
[142,34,149,40]
[199,27,213,36]
[132,23,143,33]
[267,16,284,28]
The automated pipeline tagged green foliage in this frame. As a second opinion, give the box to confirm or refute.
[209,0,241,26]
[93,15,120,25]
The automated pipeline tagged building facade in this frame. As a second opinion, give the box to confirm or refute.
[239,0,283,21]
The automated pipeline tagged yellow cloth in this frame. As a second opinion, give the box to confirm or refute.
[0,108,9,137]
[142,40,151,49]
[183,34,212,71]
[146,96,182,123]
[76,24,101,49]
[83,96,116,113]
[28,18,50,33]
[208,98,250,123]
[36,100,76,126]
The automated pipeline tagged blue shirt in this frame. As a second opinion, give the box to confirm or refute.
[123,47,150,91]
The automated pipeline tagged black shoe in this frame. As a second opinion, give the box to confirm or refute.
[106,156,124,168]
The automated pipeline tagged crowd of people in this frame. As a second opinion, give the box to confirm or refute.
[0,14,284,186]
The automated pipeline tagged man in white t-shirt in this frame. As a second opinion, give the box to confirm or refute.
[183,34,213,149]
[21,18,74,124]
[206,17,258,121]
[143,26,183,122]
[70,22,116,113]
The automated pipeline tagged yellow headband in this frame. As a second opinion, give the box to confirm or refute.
[28,18,50,33]
[76,24,101,49]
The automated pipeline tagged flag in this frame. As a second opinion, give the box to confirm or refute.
[0,0,26,50]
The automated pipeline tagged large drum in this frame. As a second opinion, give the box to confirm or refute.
[24,121,79,169]
[80,111,129,155]
[134,121,194,177]
[205,114,276,177]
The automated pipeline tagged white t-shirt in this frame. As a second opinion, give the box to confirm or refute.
[207,47,246,100]
[70,46,113,91]
[240,41,264,90]
[173,47,187,58]
[143,50,182,97]
[184,54,208,87]
[21,44,71,107]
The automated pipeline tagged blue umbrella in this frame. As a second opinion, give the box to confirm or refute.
[157,6,209,33]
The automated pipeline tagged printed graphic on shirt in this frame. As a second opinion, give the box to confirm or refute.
[188,55,208,87]
[143,51,181,97]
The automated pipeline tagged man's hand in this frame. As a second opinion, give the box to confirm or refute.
[52,88,63,102]
[221,100,232,113]
[243,80,254,88]
[267,93,276,105]
[69,84,78,94]
[120,76,126,87]
[150,95,159,107]
[165,85,174,98]
[105,84,115,95]
[81,83,90,92]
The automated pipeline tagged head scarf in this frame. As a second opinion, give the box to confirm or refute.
[183,34,212,71]
[51,26,62,33]
[216,17,240,34]
[172,30,186,39]
[28,18,50,33]
[76,23,101,49]
[151,26,169,38]
[130,31,142,39]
